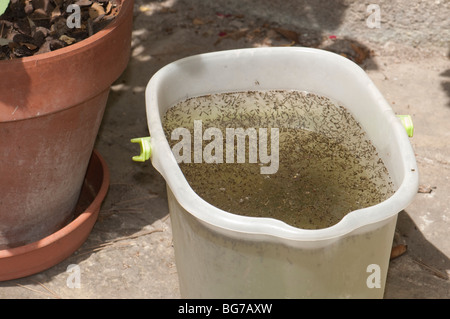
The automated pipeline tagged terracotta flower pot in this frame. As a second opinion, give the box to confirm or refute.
[0,0,133,249]
[0,150,110,281]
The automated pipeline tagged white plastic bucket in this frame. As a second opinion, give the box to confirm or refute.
[143,47,419,298]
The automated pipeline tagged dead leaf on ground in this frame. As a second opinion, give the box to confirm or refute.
[390,244,407,260]
[418,185,435,193]
[273,27,299,44]
[214,28,249,45]
[350,42,371,64]
[192,18,204,25]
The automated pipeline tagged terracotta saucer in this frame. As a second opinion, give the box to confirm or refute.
[0,150,109,281]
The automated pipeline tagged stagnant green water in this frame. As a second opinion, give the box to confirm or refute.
[163,90,394,229]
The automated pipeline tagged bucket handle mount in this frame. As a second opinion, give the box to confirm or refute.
[130,137,151,162]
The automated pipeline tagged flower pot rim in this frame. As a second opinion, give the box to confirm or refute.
[0,0,131,66]
[0,0,133,122]
[0,149,110,281]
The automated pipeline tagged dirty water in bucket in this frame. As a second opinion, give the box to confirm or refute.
[163,90,394,229]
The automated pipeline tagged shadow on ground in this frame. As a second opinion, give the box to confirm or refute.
[395,210,449,280]
[385,210,450,298]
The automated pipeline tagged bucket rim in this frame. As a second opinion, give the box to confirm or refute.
[145,47,419,242]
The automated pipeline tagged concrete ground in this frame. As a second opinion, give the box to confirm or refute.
[1,0,449,298]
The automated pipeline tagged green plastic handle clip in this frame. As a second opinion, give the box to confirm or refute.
[396,115,414,137]
[131,137,152,162]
